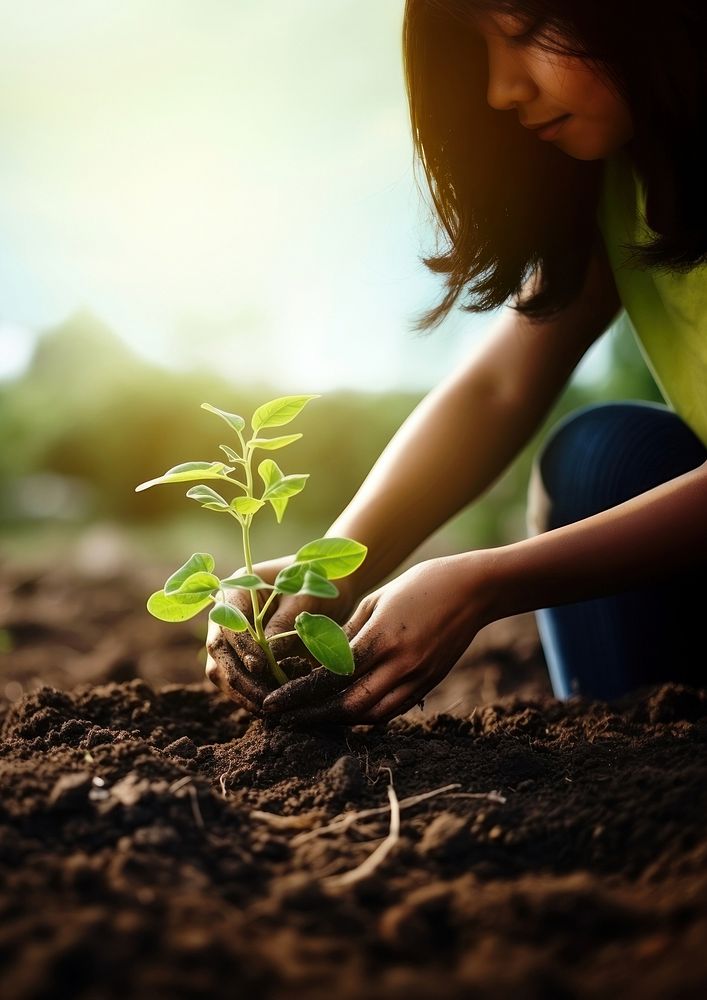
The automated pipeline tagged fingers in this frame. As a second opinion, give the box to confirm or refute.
[358,681,429,725]
[268,605,430,726]
[224,630,270,681]
[218,591,270,681]
[334,656,411,720]
[263,588,353,661]
[341,595,378,641]
[262,666,351,714]
[263,604,309,662]
[275,669,429,728]
[271,649,403,727]
[271,690,357,728]
[205,634,271,714]
[261,598,380,716]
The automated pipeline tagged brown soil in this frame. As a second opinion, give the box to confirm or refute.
[1,562,707,999]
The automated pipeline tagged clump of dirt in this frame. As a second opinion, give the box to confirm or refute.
[1,677,707,999]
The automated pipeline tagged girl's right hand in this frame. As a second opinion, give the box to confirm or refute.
[204,554,359,715]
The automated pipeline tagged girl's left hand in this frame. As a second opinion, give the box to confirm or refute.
[261,552,497,725]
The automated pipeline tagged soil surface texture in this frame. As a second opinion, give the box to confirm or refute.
[1,563,707,999]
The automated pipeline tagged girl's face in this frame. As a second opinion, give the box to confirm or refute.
[474,11,634,160]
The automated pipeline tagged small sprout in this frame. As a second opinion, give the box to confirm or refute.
[136,395,366,688]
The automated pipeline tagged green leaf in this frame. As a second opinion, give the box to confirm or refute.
[136,462,228,492]
[201,402,246,435]
[249,433,302,451]
[209,602,250,633]
[169,571,221,598]
[147,589,213,622]
[164,553,215,595]
[251,395,320,432]
[219,444,244,465]
[295,537,368,580]
[258,462,292,522]
[186,485,230,511]
[262,474,309,501]
[273,561,310,593]
[220,573,273,591]
[258,459,284,491]
[230,496,265,517]
[300,569,338,599]
[270,498,289,524]
[295,612,354,675]
[275,563,339,599]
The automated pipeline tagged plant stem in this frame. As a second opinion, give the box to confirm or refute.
[222,476,249,492]
[256,588,278,624]
[268,629,298,642]
[234,438,288,688]
[258,632,289,686]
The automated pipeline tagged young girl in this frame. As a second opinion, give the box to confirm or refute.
[206,0,707,723]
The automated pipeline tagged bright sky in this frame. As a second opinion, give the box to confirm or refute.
[0,1,607,390]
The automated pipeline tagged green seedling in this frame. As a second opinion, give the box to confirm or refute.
[135,396,367,687]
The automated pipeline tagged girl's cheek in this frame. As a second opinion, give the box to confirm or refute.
[536,59,602,115]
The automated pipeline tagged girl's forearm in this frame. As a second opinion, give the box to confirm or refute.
[326,303,608,600]
[484,460,707,620]
[325,376,531,598]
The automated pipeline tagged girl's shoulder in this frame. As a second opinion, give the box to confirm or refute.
[597,148,707,448]
[598,149,706,288]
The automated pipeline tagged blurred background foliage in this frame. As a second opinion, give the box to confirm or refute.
[0,311,661,585]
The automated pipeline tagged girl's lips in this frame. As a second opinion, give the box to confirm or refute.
[536,114,571,140]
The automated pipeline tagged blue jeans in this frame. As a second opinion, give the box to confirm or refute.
[527,401,707,701]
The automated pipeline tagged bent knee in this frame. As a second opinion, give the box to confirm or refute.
[527,402,704,533]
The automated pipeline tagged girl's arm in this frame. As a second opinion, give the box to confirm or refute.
[264,445,707,725]
[330,241,621,598]
[485,459,707,620]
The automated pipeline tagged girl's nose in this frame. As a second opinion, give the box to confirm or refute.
[486,46,537,112]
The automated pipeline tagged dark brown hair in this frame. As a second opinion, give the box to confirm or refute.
[404,0,707,328]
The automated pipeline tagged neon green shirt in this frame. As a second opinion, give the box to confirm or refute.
[597,150,707,446]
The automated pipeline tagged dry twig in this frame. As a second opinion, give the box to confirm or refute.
[187,784,205,830]
[323,772,401,889]
[169,775,192,794]
[169,775,205,830]
[291,782,464,845]
[250,809,327,831]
